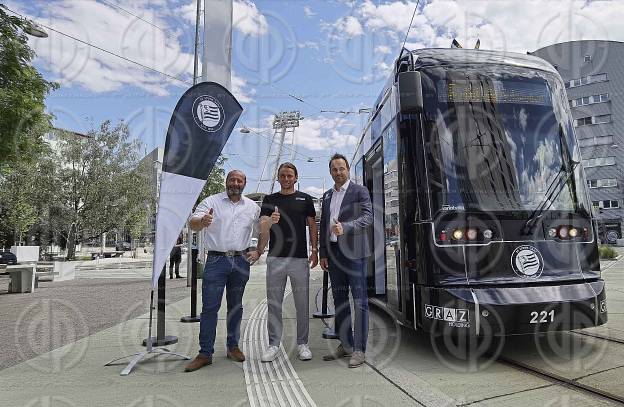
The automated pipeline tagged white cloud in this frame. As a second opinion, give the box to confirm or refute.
[25,1,193,96]
[292,116,359,151]
[231,73,255,103]
[16,0,257,99]
[303,186,325,197]
[303,5,317,18]
[327,0,624,55]
[298,41,320,50]
[233,0,268,37]
[375,45,392,54]
[178,0,268,37]
[333,16,364,38]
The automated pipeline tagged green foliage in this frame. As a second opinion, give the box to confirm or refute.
[0,143,57,246]
[50,122,153,259]
[196,155,227,204]
[599,245,618,260]
[0,8,58,169]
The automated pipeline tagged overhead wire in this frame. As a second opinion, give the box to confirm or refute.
[3,5,193,86]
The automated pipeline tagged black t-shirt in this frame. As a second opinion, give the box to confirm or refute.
[260,191,316,258]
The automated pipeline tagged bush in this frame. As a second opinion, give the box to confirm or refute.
[599,246,618,260]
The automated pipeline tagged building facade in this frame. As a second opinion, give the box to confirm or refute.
[533,40,624,242]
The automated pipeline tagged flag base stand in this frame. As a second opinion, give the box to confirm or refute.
[181,248,201,323]
[105,270,190,376]
[314,271,340,340]
[142,336,179,346]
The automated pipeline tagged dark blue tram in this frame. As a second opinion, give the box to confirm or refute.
[353,48,608,336]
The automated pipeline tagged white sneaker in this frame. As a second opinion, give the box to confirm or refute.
[298,344,312,361]
[261,346,280,362]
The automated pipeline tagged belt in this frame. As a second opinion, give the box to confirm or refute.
[207,250,246,257]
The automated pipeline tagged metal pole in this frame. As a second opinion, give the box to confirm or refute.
[270,127,287,194]
[192,0,201,86]
[181,247,200,323]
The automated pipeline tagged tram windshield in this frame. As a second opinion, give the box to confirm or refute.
[420,65,590,216]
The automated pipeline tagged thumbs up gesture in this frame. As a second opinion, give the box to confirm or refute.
[270,206,280,224]
[332,218,343,236]
[201,208,214,227]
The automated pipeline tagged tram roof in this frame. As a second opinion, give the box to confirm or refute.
[409,48,558,75]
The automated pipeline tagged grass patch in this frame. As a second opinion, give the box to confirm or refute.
[599,245,618,260]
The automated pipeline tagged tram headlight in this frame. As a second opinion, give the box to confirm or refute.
[466,228,478,240]
[452,229,464,240]
[482,229,493,240]
[558,226,569,239]
[569,227,579,238]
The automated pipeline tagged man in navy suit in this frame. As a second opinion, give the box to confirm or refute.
[319,153,372,368]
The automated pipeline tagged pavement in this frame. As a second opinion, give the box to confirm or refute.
[1,252,624,406]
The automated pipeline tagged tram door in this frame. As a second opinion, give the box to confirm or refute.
[365,146,386,297]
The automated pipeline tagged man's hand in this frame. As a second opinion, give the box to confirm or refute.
[332,218,343,236]
[246,249,260,264]
[320,257,328,272]
[309,251,318,269]
[270,206,280,224]
[201,208,214,227]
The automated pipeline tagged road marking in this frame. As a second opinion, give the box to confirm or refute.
[243,290,317,407]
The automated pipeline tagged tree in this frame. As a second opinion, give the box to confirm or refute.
[196,156,227,204]
[50,122,152,259]
[0,7,58,170]
[0,144,57,246]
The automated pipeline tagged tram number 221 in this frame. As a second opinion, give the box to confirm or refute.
[529,310,555,324]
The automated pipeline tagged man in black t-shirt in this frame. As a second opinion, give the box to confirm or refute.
[253,162,318,362]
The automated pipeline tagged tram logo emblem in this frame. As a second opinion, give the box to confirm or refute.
[511,245,544,278]
[193,95,224,132]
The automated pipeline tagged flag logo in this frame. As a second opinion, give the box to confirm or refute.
[511,245,543,278]
[193,95,224,132]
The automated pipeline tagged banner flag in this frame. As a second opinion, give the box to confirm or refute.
[151,82,243,288]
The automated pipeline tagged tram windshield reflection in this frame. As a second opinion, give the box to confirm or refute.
[421,66,590,216]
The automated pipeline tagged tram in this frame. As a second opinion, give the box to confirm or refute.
[353,48,608,336]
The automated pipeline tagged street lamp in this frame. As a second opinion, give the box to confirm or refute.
[0,5,48,38]
[23,21,48,38]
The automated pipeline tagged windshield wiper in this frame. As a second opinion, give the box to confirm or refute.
[523,126,580,233]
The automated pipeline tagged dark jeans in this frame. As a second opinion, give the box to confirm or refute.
[169,255,181,277]
[327,243,369,353]
[199,255,250,357]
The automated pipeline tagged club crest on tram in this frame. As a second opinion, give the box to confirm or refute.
[511,245,544,278]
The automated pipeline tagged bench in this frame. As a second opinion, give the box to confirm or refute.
[6,265,36,293]
[91,251,124,260]
[34,263,58,286]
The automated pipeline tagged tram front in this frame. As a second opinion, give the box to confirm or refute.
[411,52,607,336]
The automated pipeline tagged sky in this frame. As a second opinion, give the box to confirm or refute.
[8,0,624,196]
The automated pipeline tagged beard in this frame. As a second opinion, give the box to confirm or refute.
[227,186,243,196]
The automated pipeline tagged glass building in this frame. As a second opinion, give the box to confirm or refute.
[533,40,624,243]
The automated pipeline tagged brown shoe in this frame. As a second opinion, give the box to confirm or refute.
[226,346,245,362]
[184,354,212,372]
[349,351,365,368]
[322,344,352,361]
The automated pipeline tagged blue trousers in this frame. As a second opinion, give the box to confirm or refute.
[327,243,369,353]
[199,255,249,357]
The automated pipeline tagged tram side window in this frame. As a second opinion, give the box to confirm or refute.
[383,124,400,244]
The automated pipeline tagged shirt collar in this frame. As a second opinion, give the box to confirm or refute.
[334,179,350,192]
[221,192,245,204]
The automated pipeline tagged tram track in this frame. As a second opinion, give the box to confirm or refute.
[497,355,624,405]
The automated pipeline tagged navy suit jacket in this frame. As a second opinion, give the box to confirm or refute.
[319,181,373,260]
